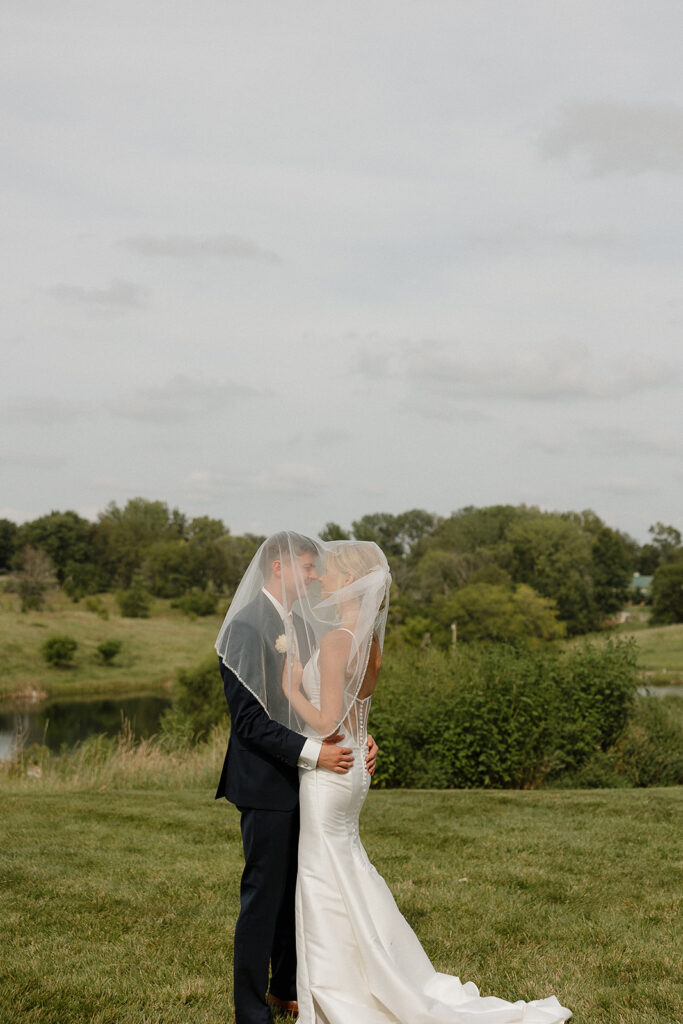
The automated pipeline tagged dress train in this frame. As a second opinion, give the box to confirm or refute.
[295,683,571,1023]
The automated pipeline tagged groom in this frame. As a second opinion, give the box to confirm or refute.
[216,532,377,1023]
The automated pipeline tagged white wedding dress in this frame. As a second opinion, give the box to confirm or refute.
[295,649,571,1024]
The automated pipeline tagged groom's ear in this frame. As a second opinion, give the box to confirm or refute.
[271,559,282,578]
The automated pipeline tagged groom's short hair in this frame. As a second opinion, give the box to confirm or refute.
[259,532,318,577]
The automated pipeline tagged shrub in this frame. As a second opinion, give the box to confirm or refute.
[116,572,152,618]
[557,695,683,788]
[369,639,639,789]
[85,596,109,620]
[96,639,123,665]
[160,655,227,743]
[42,635,78,668]
[174,588,218,617]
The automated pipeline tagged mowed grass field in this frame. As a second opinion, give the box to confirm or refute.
[0,592,223,700]
[1,785,680,1024]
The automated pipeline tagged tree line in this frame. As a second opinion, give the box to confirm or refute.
[1,500,681,639]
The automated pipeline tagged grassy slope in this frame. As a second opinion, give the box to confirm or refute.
[2,594,683,702]
[1,785,680,1024]
[618,622,683,680]
[0,592,222,699]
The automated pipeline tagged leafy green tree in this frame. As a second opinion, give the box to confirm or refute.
[648,523,682,564]
[222,533,265,588]
[433,582,564,645]
[143,539,192,597]
[637,544,661,576]
[186,515,226,544]
[185,523,244,592]
[407,548,486,600]
[63,561,108,601]
[15,510,93,584]
[0,518,18,571]
[505,514,598,634]
[352,509,439,558]
[351,513,406,556]
[591,527,633,617]
[319,522,350,541]
[116,572,152,618]
[650,561,683,624]
[423,505,528,557]
[95,498,184,587]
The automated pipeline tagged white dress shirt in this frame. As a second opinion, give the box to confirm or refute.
[262,587,321,770]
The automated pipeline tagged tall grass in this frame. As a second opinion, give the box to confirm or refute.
[2,719,226,792]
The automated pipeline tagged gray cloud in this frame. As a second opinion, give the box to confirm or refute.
[121,233,282,264]
[250,463,328,497]
[403,341,676,402]
[49,278,148,309]
[466,224,624,253]
[106,375,261,424]
[532,428,683,460]
[179,463,328,502]
[290,428,353,447]
[0,452,65,470]
[595,475,647,495]
[0,398,90,426]
[540,101,683,176]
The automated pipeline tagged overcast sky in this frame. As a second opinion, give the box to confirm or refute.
[2,1,681,543]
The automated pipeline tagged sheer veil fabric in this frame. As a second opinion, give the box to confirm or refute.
[215,531,391,737]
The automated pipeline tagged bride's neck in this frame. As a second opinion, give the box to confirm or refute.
[338,600,359,630]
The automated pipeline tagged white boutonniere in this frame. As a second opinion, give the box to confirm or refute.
[275,633,290,654]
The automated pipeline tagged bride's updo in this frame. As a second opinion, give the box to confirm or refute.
[325,541,389,613]
[326,541,385,581]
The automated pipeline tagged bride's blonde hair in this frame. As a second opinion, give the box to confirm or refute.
[326,541,382,578]
[327,542,388,609]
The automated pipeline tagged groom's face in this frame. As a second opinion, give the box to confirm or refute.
[277,549,318,605]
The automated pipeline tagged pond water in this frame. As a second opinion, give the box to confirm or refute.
[1,684,679,763]
[0,693,172,761]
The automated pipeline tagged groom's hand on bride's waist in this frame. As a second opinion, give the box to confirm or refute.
[317,732,353,773]
[365,734,378,776]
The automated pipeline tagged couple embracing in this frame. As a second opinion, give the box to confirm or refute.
[215,532,571,1024]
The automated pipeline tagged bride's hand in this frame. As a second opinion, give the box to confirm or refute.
[282,657,303,697]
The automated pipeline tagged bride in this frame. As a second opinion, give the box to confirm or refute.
[282,539,572,1024]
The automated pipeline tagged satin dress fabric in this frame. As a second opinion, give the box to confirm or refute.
[294,652,572,1024]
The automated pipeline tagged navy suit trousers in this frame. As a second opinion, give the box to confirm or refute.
[234,805,299,1023]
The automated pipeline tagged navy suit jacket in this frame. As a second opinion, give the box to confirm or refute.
[215,592,308,811]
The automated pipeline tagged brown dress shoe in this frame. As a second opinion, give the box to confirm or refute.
[267,992,299,1015]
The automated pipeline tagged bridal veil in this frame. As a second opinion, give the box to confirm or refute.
[215,531,391,737]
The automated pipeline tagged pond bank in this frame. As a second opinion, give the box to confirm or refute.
[0,692,173,761]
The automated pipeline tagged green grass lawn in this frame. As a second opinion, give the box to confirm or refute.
[1,785,680,1024]
[619,622,683,682]
[0,592,222,700]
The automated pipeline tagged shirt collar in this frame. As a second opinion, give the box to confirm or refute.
[262,586,286,622]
